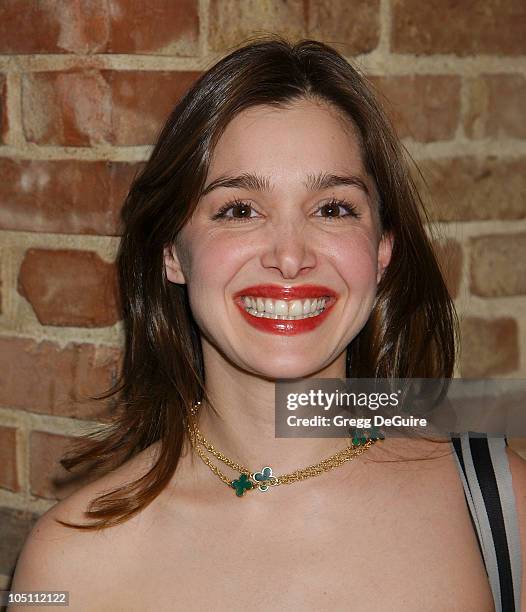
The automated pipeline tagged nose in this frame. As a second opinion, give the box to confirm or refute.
[259,217,317,279]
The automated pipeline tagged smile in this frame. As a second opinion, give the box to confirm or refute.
[233,284,338,335]
[241,296,329,320]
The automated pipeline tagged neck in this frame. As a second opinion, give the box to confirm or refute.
[192,344,365,475]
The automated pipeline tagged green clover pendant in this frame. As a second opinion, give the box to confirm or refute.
[252,466,274,492]
[231,473,254,497]
[350,426,385,446]
[230,467,275,496]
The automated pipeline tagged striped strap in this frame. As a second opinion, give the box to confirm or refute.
[451,433,522,612]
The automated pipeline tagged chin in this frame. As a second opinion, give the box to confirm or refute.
[246,358,330,381]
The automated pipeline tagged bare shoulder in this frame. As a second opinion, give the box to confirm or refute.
[506,444,526,520]
[506,445,526,611]
[8,441,162,611]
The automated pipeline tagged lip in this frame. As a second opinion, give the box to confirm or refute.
[232,284,338,336]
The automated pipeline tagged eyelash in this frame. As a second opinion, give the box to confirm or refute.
[210,197,362,223]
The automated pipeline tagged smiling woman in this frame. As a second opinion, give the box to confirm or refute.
[166,97,389,360]
[8,36,525,612]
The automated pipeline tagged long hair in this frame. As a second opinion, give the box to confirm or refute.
[56,35,459,530]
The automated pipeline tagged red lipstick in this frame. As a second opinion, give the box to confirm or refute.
[233,284,338,336]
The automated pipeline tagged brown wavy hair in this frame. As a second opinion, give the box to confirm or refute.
[56,35,459,530]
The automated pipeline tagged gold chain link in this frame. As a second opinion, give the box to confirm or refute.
[186,401,378,493]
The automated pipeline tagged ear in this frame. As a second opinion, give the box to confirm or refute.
[163,244,187,285]
[377,231,393,284]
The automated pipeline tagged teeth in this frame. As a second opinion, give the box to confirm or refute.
[240,296,330,320]
[274,300,288,315]
[289,300,303,317]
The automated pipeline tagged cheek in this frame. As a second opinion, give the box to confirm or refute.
[184,240,243,317]
[189,239,244,283]
[330,234,379,286]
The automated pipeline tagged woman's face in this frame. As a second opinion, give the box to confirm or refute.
[165,97,392,379]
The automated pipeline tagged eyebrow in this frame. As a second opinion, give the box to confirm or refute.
[200,171,370,197]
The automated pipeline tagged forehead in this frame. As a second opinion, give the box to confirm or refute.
[208,98,366,179]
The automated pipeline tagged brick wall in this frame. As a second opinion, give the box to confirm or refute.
[0,0,525,589]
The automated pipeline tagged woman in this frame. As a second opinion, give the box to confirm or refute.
[9,36,525,611]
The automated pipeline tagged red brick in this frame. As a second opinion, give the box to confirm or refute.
[22,70,112,146]
[307,0,380,54]
[0,73,7,144]
[209,0,305,52]
[18,249,120,327]
[30,431,96,500]
[0,0,109,54]
[392,0,526,56]
[0,250,3,316]
[370,75,461,142]
[21,70,201,146]
[469,233,526,297]
[0,426,19,492]
[432,239,463,299]
[103,70,201,145]
[460,317,519,377]
[0,336,120,419]
[416,157,526,222]
[209,1,380,55]
[0,159,140,235]
[107,0,199,55]
[0,0,199,56]
[465,74,526,140]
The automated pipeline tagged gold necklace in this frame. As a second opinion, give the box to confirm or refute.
[186,400,382,497]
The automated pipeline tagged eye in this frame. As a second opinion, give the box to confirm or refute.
[210,196,361,223]
[211,198,259,223]
[315,198,361,221]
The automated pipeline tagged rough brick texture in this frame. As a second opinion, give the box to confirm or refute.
[370,75,461,142]
[460,317,519,377]
[0,159,141,235]
[0,73,6,144]
[106,0,199,55]
[18,248,120,327]
[0,507,39,577]
[208,0,305,52]
[209,0,380,54]
[0,336,120,419]
[470,233,526,297]
[417,157,526,222]
[433,239,463,299]
[465,75,526,140]
[30,430,98,500]
[0,426,19,492]
[0,0,199,55]
[392,0,526,56]
[306,0,379,52]
[22,70,201,146]
[22,70,112,147]
[104,70,201,145]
